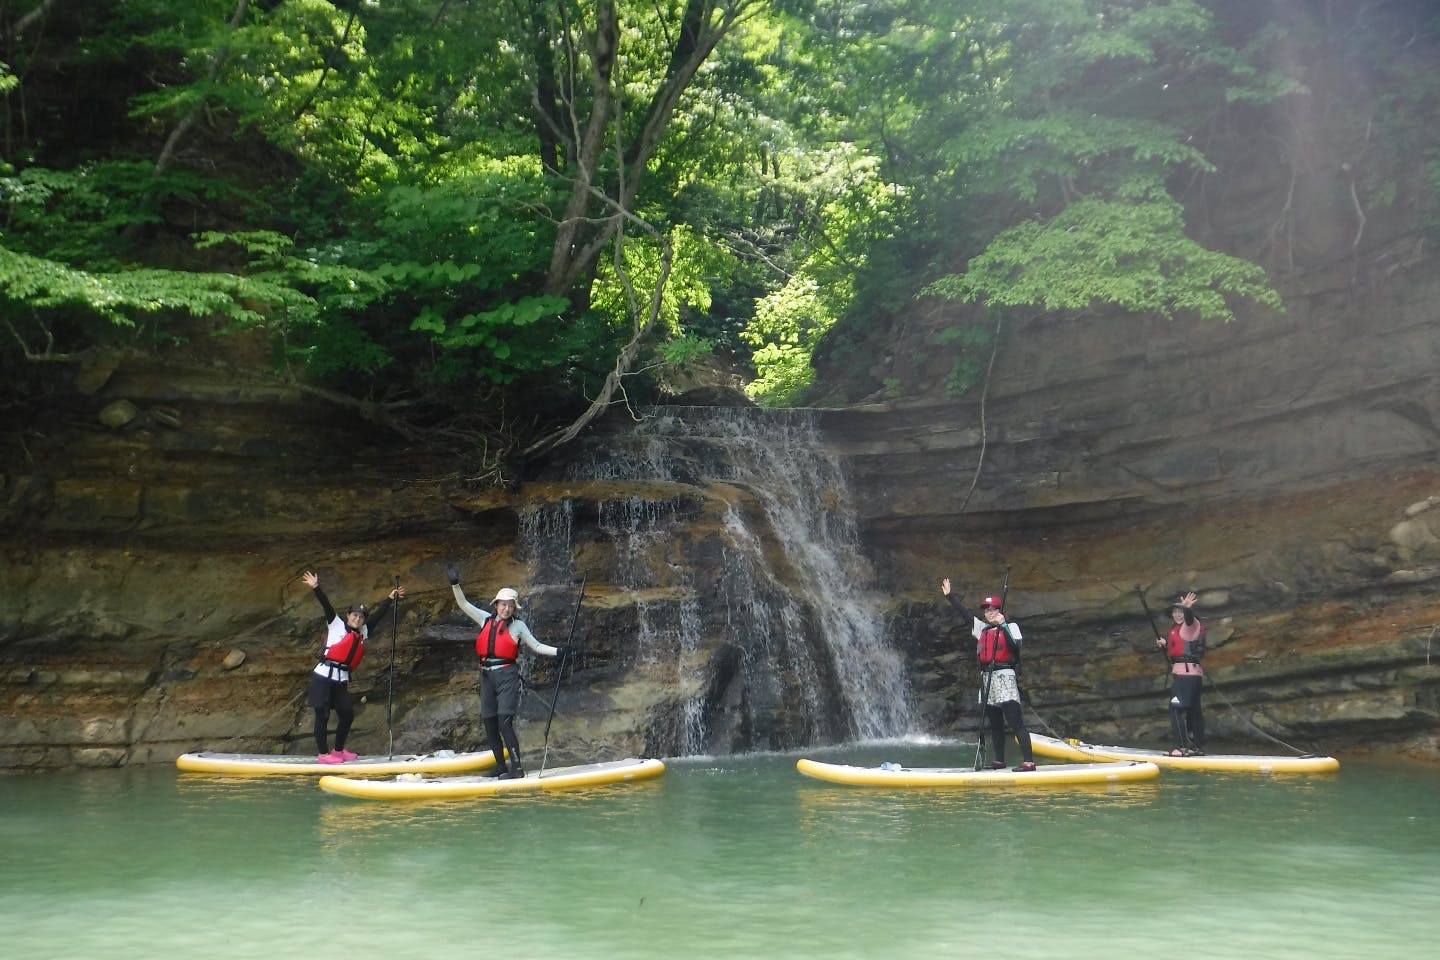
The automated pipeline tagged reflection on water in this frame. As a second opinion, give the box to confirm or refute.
[311,777,671,840]
[3,745,1439,960]
[795,779,1163,837]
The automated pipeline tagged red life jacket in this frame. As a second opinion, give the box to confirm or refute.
[325,630,365,669]
[1166,621,1205,663]
[977,624,1016,666]
[476,618,519,663]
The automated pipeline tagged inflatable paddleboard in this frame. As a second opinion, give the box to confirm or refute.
[318,757,666,799]
[795,757,1159,788]
[175,749,498,777]
[1030,733,1340,774]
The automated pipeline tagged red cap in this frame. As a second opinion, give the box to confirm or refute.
[980,596,1003,609]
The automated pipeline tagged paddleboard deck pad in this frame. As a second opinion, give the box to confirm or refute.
[318,757,666,799]
[175,750,498,777]
[795,757,1159,787]
[1030,733,1340,774]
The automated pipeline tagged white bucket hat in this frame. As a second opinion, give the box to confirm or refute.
[493,587,521,609]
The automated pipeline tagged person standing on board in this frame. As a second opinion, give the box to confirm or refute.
[300,570,405,764]
[445,565,567,780]
[1159,591,1206,756]
[941,578,1035,771]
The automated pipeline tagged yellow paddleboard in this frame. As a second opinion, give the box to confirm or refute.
[318,757,665,800]
[1030,733,1340,774]
[795,757,1159,788]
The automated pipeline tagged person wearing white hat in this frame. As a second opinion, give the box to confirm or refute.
[445,565,567,779]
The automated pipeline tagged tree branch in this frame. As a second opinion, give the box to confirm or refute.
[153,0,250,177]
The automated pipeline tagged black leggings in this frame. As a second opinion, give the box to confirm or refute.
[986,701,1034,763]
[314,705,354,754]
[1169,674,1205,750]
[484,714,521,773]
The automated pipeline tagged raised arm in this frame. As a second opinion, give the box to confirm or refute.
[445,564,492,627]
[363,583,406,631]
[1179,591,1199,626]
[302,570,338,623]
[941,578,976,623]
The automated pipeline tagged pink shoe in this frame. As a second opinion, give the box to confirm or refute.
[338,749,358,761]
[317,751,345,765]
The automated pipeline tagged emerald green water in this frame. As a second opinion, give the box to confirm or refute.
[3,742,1436,960]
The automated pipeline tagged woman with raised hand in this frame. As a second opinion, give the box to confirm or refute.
[1159,591,1207,756]
[300,570,404,764]
[941,577,1035,772]
[445,564,567,780]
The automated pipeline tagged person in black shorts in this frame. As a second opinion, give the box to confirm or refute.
[300,570,404,763]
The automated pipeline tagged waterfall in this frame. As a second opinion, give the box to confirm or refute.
[528,406,914,755]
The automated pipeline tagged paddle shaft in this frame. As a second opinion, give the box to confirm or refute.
[387,575,398,759]
[1134,585,1173,669]
[973,667,996,770]
[540,575,587,776]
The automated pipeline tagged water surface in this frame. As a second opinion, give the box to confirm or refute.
[3,742,1435,960]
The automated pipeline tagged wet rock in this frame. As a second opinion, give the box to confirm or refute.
[98,399,140,429]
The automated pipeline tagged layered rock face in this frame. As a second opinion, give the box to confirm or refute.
[3,276,1439,771]
[1,374,917,769]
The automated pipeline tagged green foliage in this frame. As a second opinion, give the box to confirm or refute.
[934,321,993,396]
[659,334,716,369]
[415,296,569,368]
[1,162,247,264]
[791,0,1296,396]
[192,230,393,374]
[3,0,1433,436]
[0,241,311,353]
[733,133,900,404]
[742,270,855,406]
[943,111,1214,204]
[926,197,1281,321]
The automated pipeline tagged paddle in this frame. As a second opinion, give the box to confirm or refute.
[972,566,1010,771]
[539,574,587,777]
[1134,585,1174,673]
[386,575,399,759]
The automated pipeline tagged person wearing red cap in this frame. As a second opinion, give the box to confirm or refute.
[300,570,405,763]
[940,578,1035,771]
[445,565,568,780]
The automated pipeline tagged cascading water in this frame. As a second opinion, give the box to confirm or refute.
[526,406,914,756]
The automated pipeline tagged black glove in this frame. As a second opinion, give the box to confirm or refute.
[554,645,572,660]
[443,562,460,585]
